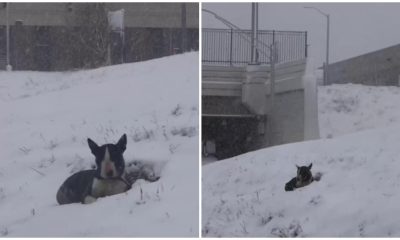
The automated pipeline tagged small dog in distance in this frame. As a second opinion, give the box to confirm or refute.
[285,163,321,191]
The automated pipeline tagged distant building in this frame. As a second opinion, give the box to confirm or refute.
[0,3,199,71]
[327,44,400,86]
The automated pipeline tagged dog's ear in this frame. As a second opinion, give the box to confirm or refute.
[296,164,300,169]
[117,134,127,152]
[88,138,99,155]
[308,163,313,170]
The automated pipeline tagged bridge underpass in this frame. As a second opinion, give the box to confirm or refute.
[202,28,308,160]
[202,96,263,159]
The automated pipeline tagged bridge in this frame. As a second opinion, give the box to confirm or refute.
[202,28,308,159]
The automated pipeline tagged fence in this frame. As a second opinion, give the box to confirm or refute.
[202,28,307,66]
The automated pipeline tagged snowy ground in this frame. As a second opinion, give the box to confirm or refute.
[319,83,400,138]
[203,83,400,237]
[202,156,218,166]
[0,52,199,237]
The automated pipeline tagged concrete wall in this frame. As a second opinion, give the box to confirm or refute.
[267,90,305,146]
[327,44,400,86]
[0,3,199,71]
[202,60,307,154]
[108,3,198,28]
[0,3,69,26]
[242,59,306,115]
[202,65,244,96]
[202,59,305,99]
[243,62,306,147]
[303,59,320,141]
[0,3,198,28]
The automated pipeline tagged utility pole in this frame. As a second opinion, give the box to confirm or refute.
[6,2,12,71]
[250,3,259,64]
[326,13,330,85]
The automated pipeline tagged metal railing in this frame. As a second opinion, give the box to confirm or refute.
[202,28,307,66]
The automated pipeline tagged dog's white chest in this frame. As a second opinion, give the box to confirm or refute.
[91,178,128,198]
[296,179,313,188]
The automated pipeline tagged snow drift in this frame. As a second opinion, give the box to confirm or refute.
[319,83,400,138]
[0,52,199,237]
[203,83,400,237]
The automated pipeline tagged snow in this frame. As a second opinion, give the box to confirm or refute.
[202,83,400,237]
[202,156,218,166]
[108,9,125,32]
[319,83,400,138]
[0,52,199,237]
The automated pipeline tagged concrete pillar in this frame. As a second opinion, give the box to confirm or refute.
[303,58,320,140]
[242,64,269,115]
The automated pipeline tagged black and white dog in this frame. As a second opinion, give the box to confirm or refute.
[57,134,155,205]
[285,163,314,191]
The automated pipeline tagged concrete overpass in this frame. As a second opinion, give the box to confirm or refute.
[202,28,308,159]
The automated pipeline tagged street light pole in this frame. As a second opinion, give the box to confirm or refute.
[6,2,11,71]
[304,6,330,85]
[326,13,330,85]
[250,3,259,64]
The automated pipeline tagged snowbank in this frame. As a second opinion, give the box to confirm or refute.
[319,83,400,138]
[203,83,400,237]
[0,52,199,237]
[203,124,400,237]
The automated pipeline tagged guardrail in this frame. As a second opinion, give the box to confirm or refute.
[202,28,307,66]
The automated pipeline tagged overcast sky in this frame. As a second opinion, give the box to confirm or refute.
[202,2,400,68]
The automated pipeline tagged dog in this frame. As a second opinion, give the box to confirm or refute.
[285,163,314,191]
[57,134,134,204]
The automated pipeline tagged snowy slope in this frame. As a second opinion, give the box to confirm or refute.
[319,83,400,138]
[0,52,199,237]
[203,83,400,237]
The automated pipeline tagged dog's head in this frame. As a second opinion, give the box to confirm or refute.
[88,134,127,179]
[296,163,313,183]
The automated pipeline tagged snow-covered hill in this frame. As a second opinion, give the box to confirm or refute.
[319,83,400,138]
[0,52,199,237]
[203,83,400,237]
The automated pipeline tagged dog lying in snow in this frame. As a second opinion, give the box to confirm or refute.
[56,134,159,205]
[285,163,321,191]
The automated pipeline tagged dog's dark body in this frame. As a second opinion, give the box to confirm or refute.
[57,134,135,204]
[285,164,314,191]
[56,170,132,204]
